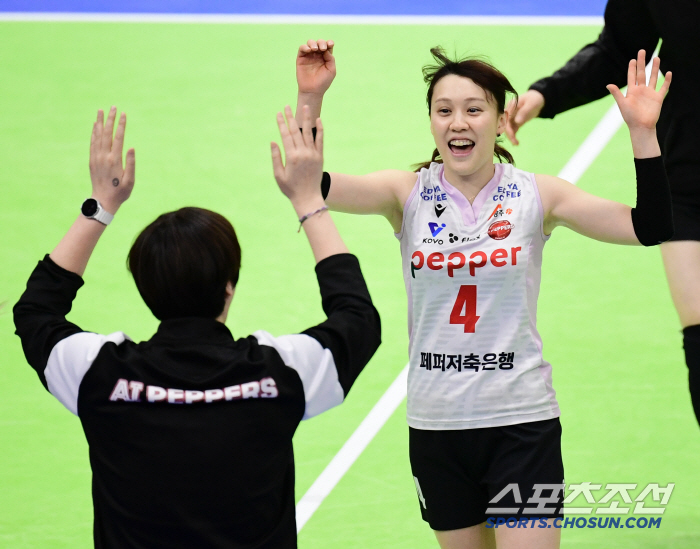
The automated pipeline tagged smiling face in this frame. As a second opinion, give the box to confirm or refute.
[430,74,508,187]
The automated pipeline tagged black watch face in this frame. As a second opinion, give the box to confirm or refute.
[81,199,98,217]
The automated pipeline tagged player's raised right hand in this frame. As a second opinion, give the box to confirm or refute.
[607,51,671,133]
[89,106,135,214]
[607,50,670,158]
[297,39,336,96]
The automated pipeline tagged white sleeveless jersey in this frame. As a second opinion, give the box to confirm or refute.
[397,162,560,430]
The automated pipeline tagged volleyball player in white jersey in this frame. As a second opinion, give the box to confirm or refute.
[294,41,671,549]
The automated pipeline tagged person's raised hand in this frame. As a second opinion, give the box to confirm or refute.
[271,105,324,212]
[504,90,545,145]
[89,106,135,214]
[607,50,671,132]
[296,39,336,96]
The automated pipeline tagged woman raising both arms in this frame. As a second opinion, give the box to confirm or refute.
[295,40,671,549]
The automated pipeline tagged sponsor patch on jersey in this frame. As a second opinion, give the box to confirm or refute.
[488,204,515,220]
[488,204,503,220]
[492,183,522,201]
[410,246,521,279]
[488,220,514,240]
[420,185,447,202]
[435,203,446,217]
[428,222,446,237]
[461,235,481,243]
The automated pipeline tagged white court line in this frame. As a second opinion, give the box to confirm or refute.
[295,54,665,530]
[296,365,408,532]
[557,105,623,183]
[0,13,603,25]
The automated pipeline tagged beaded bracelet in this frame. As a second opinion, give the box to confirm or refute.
[297,205,329,233]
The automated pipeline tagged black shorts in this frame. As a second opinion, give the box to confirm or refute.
[409,418,564,531]
[669,198,700,242]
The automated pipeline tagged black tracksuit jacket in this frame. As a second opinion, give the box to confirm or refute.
[529,0,700,204]
[14,253,381,549]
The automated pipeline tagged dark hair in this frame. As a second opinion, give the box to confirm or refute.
[128,207,241,320]
[414,47,517,171]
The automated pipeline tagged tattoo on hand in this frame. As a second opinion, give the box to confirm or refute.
[112,178,119,187]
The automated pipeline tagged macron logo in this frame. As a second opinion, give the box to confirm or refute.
[428,222,446,237]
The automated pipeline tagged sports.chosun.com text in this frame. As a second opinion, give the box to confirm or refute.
[486,516,662,529]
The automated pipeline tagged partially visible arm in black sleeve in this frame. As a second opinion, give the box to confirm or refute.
[13,255,85,389]
[530,0,660,118]
[303,253,381,396]
[631,156,674,246]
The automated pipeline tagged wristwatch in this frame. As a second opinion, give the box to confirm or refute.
[81,198,114,225]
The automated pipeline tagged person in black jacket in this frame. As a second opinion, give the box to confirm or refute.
[13,104,381,549]
[505,0,700,427]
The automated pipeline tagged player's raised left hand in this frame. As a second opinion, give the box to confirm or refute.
[607,50,671,132]
[271,105,324,210]
[89,106,135,214]
[297,39,336,97]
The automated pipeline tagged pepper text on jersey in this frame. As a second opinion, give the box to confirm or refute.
[411,247,522,278]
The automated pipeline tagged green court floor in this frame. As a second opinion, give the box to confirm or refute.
[1,21,698,548]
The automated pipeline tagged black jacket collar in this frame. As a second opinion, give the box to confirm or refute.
[152,317,234,345]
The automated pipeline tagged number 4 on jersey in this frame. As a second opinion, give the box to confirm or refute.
[450,285,480,333]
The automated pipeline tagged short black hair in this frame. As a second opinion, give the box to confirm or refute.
[128,207,241,320]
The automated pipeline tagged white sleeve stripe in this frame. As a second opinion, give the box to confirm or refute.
[253,331,344,420]
[45,331,129,416]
